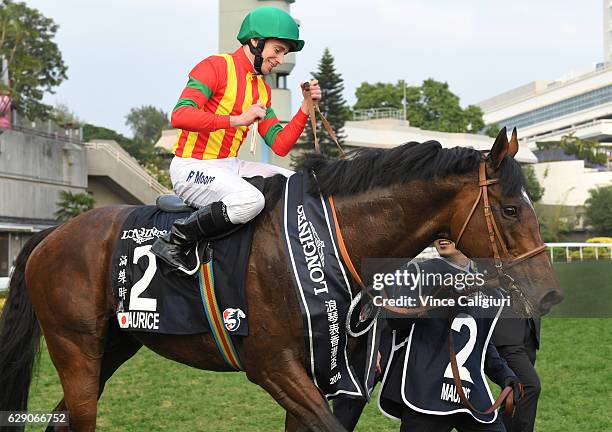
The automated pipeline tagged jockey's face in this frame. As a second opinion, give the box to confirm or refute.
[251,38,291,74]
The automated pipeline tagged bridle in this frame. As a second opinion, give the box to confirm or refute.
[454,156,547,291]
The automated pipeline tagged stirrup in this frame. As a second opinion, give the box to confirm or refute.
[173,241,203,276]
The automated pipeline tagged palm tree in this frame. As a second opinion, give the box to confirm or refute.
[55,190,95,222]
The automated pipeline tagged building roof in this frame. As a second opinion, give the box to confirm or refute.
[476,63,612,146]
[342,119,538,163]
[155,129,178,153]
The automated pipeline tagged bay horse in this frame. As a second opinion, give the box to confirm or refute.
[0,129,562,431]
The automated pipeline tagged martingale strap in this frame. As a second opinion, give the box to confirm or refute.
[198,262,243,371]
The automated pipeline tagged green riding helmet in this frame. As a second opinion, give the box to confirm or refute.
[237,6,304,52]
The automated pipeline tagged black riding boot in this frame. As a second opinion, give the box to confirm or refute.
[151,201,237,274]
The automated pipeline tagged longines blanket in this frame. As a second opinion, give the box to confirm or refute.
[281,171,365,400]
[111,205,252,337]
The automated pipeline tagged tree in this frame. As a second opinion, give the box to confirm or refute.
[298,48,348,157]
[82,123,135,153]
[522,165,544,203]
[585,185,612,235]
[483,122,501,138]
[538,212,570,243]
[0,1,68,120]
[462,104,485,133]
[353,81,405,110]
[125,105,170,147]
[52,102,82,128]
[55,190,95,222]
[353,78,486,134]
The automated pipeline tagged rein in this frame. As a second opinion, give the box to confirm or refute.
[301,82,346,159]
[448,323,515,417]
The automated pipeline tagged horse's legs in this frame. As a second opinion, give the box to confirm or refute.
[44,400,67,432]
[285,412,310,432]
[97,324,143,396]
[249,358,345,432]
[43,330,102,432]
[43,324,142,432]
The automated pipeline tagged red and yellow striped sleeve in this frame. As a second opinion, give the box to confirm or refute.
[258,87,308,156]
[171,56,231,132]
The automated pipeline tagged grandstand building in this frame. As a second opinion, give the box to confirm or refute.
[477,1,612,235]
[0,127,168,290]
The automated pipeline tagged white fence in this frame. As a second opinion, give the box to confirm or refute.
[352,107,405,121]
[547,242,612,262]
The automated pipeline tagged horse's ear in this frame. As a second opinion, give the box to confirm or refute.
[490,127,509,170]
[508,127,519,158]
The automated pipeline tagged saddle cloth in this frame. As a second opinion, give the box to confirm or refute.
[111,205,253,336]
[281,171,365,400]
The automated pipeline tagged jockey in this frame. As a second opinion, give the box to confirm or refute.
[152,6,321,272]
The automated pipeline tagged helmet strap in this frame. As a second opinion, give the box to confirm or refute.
[247,38,266,75]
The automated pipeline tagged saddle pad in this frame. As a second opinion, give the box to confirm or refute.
[281,171,365,400]
[111,205,253,336]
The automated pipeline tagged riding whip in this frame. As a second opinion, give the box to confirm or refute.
[250,99,260,155]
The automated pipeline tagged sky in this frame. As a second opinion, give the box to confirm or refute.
[23,0,603,137]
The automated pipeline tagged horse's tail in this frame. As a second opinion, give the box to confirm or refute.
[0,227,57,412]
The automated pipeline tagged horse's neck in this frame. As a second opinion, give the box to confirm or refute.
[332,180,459,271]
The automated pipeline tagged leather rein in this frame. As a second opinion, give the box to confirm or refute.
[301,81,346,159]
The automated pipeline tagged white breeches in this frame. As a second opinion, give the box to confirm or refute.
[170,156,293,224]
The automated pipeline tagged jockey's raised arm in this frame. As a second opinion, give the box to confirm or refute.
[151,6,321,274]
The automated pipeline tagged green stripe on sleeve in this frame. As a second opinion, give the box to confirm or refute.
[187,76,213,99]
[264,106,276,120]
[173,98,198,112]
[263,123,283,148]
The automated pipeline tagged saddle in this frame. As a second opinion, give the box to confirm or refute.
[154,176,265,275]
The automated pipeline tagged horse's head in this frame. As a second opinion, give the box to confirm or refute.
[450,128,563,316]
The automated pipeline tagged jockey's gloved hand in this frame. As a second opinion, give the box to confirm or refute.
[503,376,524,406]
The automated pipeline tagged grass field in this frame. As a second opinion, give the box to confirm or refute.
[20,319,611,431]
[5,261,611,431]
[549,261,612,317]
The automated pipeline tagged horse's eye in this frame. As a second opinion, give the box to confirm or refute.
[503,206,518,217]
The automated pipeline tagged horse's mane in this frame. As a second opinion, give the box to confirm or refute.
[295,140,526,197]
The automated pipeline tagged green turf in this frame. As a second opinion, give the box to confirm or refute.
[549,261,612,317]
[20,318,611,431]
